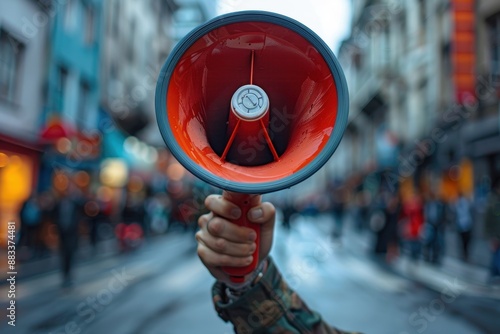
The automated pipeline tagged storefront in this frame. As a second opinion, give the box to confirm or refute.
[0,135,41,247]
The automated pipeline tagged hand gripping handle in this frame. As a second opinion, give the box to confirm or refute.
[221,192,261,284]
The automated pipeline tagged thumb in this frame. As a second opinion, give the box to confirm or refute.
[248,202,276,261]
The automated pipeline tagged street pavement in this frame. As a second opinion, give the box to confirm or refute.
[1,214,499,334]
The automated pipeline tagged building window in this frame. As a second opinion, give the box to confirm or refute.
[112,0,120,38]
[487,13,500,85]
[84,5,95,44]
[0,29,24,104]
[417,0,426,45]
[78,81,90,128]
[64,0,76,30]
[57,67,68,113]
[380,25,389,66]
[127,19,136,62]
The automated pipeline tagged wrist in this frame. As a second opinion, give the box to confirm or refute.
[224,258,268,301]
[212,257,286,326]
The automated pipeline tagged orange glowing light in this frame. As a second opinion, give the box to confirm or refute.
[54,172,69,192]
[0,152,9,168]
[97,186,113,201]
[74,171,90,188]
[128,175,144,193]
[0,153,32,203]
[167,163,186,181]
[56,138,72,154]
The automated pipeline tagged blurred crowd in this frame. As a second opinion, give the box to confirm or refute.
[14,169,212,287]
[276,173,500,285]
[9,165,500,288]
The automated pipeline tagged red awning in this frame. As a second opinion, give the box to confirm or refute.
[40,118,76,141]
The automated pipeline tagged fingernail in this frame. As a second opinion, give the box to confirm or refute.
[250,208,263,220]
[231,208,241,219]
[248,232,257,241]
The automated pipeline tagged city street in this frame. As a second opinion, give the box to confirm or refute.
[1,215,499,334]
[1,1,500,333]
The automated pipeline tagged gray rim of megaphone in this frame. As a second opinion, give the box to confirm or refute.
[155,10,349,194]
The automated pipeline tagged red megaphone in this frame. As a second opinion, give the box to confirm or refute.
[156,11,349,283]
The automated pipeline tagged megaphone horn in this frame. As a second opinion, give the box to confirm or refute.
[156,11,349,283]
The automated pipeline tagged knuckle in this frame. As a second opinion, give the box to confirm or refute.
[220,255,233,267]
[204,196,213,209]
[209,218,224,235]
[215,238,226,251]
[204,195,220,210]
[264,202,276,217]
[197,216,207,229]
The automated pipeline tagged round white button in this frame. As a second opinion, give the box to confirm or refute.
[231,85,270,121]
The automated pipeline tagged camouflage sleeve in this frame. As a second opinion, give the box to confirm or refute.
[212,257,360,334]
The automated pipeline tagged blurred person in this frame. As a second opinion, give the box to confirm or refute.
[117,193,146,252]
[83,193,98,251]
[145,191,171,235]
[167,180,195,230]
[17,194,42,259]
[484,177,500,282]
[53,181,84,287]
[384,192,401,263]
[453,192,474,262]
[280,200,295,231]
[37,191,58,258]
[83,193,110,253]
[399,193,424,261]
[196,192,360,334]
[355,190,371,232]
[422,191,446,264]
[330,184,346,242]
[370,190,400,260]
[370,190,388,254]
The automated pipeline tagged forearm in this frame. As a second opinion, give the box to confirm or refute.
[212,257,358,334]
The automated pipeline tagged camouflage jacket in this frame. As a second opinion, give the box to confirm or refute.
[212,258,360,334]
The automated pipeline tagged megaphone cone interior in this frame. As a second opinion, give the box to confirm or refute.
[156,11,349,194]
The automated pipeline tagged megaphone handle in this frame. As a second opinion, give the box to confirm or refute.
[221,192,261,284]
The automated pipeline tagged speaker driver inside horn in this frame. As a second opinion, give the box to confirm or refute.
[157,12,348,193]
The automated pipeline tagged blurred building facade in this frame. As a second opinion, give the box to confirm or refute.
[100,0,217,146]
[0,0,50,244]
[37,0,104,192]
[331,0,500,265]
[97,0,218,218]
[335,0,500,198]
[171,0,217,43]
[0,0,219,248]
[467,0,500,199]
[100,0,175,144]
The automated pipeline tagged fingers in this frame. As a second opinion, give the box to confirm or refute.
[198,214,256,244]
[197,241,253,268]
[248,201,276,225]
[248,201,276,237]
[197,194,277,272]
[205,194,242,220]
[248,201,276,261]
[196,229,256,257]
